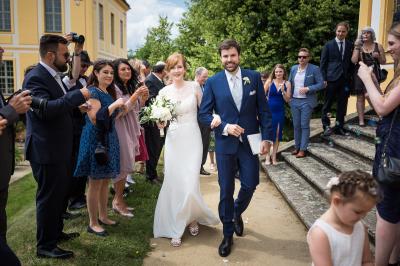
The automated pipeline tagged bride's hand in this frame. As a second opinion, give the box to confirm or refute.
[157,121,166,129]
[210,114,221,129]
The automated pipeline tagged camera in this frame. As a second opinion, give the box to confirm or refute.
[7,89,48,114]
[70,32,85,45]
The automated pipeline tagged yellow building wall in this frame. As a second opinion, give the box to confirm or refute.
[1,0,129,94]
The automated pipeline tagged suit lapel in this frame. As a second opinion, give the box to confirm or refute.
[38,64,65,98]
[240,69,250,112]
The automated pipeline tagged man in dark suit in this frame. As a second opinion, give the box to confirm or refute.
[195,67,211,175]
[23,34,90,259]
[0,46,31,266]
[144,62,166,184]
[320,21,354,136]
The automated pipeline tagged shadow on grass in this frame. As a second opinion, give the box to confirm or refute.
[6,171,162,266]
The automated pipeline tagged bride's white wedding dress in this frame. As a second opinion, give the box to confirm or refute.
[153,81,219,239]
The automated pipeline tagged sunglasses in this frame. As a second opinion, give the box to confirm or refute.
[49,51,70,60]
[298,56,308,59]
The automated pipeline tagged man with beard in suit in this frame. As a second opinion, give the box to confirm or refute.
[23,34,90,259]
[144,62,166,184]
[0,46,31,266]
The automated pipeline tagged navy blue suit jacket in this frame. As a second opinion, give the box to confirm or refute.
[198,68,273,154]
[23,64,86,164]
[320,38,353,82]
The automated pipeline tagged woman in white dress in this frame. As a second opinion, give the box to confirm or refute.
[153,53,220,247]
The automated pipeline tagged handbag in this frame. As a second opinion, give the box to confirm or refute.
[376,108,400,186]
[94,142,109,165]
[373,43,388,83]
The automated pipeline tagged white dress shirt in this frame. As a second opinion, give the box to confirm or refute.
[39,61,67,94]
[335,37,346,58]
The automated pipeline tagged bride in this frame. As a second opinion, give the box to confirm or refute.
[153,52,220,247]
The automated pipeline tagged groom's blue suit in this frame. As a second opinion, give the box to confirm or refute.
[199,68,273,236]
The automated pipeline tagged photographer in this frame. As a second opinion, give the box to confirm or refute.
[23,34,90,259]
[0,46,31,266]
[63,47,92,212]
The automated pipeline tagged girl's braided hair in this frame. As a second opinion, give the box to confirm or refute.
[328,170,380,202]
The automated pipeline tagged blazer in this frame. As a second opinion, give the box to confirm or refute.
[23,64,86,164]
[198,68,273,154]
[288,63,324,108]
[0,92,19,189]
[320,38,353,82]
[144,73,164,106]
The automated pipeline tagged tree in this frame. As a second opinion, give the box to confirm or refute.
[134,16,177,65]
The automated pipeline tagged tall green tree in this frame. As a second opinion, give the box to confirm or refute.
[134,16,177,65]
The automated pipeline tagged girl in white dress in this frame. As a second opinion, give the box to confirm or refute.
[307,170,379,266]
[153,53,220,247]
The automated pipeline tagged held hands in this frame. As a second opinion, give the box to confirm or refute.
[9,90,32,114]
[0,118,7,135]
[354,38,362,47]
[299,87,309,95]
[227,124,244,138]
[210,114,221,129]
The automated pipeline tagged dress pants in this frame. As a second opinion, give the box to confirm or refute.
[0,238,20,266]
[321,77,349,129]
[216,142,259,237]
[144,123,164,180]
[68,134,87,206]
[30,162,71,250]
[199,123,211,168]
[290,99,314,151]
[0,182,10,241]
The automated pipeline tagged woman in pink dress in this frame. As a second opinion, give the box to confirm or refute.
[112,58,149,217]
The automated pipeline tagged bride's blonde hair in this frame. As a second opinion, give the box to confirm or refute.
[165,52,187,72]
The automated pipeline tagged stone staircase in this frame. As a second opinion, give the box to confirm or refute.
[262,114,378,242]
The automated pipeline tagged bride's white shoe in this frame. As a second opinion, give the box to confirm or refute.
[171,238,182,247]
[188,222,199,236]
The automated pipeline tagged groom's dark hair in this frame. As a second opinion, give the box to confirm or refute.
[218,39,241,55]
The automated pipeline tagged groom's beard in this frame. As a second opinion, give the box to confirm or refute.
[223,61,239,73]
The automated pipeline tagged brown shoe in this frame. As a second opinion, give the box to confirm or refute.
[291,149,299,155]
[296,151,306,158]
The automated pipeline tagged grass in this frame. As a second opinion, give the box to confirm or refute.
[6,169,163,266]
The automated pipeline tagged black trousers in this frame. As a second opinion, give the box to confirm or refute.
[68,134,87,206]
[0,239,20,266]
[30,162,71,250]
[0,187,8,244]
[199,124,211,168]
[321,77,349,129]
[144,124,165,180]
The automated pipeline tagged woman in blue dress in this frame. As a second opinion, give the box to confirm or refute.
[358,22,400,266]
[74,59,125,236]
[264,64,291,165]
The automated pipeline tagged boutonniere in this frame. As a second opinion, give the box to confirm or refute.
[243,77,251,85]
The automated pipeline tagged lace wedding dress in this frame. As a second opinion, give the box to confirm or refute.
[153,81,219,239]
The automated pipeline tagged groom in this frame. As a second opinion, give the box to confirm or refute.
[199,39,273,257]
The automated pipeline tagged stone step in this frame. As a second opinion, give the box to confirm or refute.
[322,134,375,161]
[281,152,336,197]
[344,124,376,139]
[308,143,372,173]
[264,161,329,228]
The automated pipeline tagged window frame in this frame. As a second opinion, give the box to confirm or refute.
[0,59,14,96]
[44,0,63,33]
[99,3,104,40]
[0,0,11,32]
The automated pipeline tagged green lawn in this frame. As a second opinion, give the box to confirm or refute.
[6,169,162,266]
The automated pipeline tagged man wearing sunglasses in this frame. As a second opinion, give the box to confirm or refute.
[23,34,90,259]
[320,21,354,136]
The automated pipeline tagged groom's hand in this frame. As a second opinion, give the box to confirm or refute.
[227,124,244,137]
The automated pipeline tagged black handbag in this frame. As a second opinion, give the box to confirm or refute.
[94,142,109,165]
[377,108,400,186]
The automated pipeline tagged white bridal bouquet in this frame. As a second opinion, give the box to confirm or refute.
[140,96,178,136]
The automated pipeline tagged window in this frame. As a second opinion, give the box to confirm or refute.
[0,60,14,95]
[0,0,11,31]
[99,4,104,40]
[45,0,62,33]
[120,20,123,48]
[111,13,115,45]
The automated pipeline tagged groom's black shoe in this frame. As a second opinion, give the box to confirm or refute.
[218,236,233,257]
[234,216,244,236]
[37,246,74,259]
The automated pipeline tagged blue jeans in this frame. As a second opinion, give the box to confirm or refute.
[290,99,314,151]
